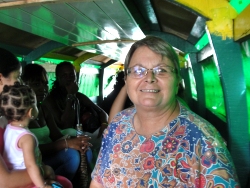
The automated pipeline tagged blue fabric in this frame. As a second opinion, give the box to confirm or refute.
[43,148,80,180]
[86,148,93,164]
[43,148,93,180]
[92,104,240,187]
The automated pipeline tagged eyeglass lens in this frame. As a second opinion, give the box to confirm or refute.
[127,65,175,78]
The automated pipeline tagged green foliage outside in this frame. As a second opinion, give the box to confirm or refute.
[241,40,250,140]
[201,57,226,121]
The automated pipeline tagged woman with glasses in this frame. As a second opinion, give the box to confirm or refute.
[90,36,239,187]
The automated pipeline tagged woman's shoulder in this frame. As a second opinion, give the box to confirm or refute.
[178,104,226,146]
[179,104,211,125]
[77,92,98,108]
[110,107,135,124]
[41,94,60,112]
[76,92,90,101]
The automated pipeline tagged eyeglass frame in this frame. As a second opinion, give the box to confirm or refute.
[126,65,177,78]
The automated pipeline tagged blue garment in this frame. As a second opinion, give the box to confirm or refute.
[43,148,80,180]
[86,148,93,164]
[92,103,240,187]
[30,125,93,180]
[43,148,92,180]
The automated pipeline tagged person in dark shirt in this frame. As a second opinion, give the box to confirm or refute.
[101,71,132,115]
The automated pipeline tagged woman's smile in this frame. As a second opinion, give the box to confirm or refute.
[140,89,160,93]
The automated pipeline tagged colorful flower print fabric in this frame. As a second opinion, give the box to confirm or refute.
[91,104,240,188]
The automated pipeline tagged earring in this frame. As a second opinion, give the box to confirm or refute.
[31,116,34,120]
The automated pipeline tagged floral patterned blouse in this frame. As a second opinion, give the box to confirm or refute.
[91,103,240,188]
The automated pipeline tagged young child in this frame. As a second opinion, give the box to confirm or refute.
[0,82,55,188]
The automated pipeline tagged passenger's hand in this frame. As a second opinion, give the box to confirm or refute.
[67,136,92,154]
[65,81,78,95]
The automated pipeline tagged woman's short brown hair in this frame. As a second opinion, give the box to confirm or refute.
[124,36,180,79]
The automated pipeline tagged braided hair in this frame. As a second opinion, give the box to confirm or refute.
[0,82,36,121]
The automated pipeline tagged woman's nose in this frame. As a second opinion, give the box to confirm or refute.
[145,70,156,83]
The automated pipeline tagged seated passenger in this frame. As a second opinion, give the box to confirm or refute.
[40,61,108,138]
[101,71,132,115]
[21,64,92,183]
[1,83,56,188]
[0,47,35,187]
[39,61,108,186]
[0,48,72,188]
[90,36,239,187]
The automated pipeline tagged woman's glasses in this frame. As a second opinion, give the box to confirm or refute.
[127,65,176,78]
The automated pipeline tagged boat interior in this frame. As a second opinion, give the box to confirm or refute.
[0,0,250,186]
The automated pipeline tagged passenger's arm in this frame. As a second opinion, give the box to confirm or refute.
[108,86,127,123]
[40,104,64,141]
[80,93,108,123]
[39,136,91,155]
[90,179,104,188]
[39,101,92,155]
[0,156,33,188]
[79,93,108,138]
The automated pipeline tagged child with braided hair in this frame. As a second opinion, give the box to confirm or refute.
[0,82,55,188]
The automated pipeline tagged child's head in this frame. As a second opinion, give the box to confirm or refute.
[0,82,38,121]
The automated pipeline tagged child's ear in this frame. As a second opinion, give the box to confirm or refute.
[27,108,33,119]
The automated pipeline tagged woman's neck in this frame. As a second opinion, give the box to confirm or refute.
[133,101,179,137]
[51,86,67,98]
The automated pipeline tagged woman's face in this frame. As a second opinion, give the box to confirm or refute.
[0,67,21,92]
[125,46,179,110]
[57,65,77,87]
[27,73,49,104]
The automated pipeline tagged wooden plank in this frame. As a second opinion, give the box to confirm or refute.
[0,0,94,9]
[72,39,137,47]
[234,4,250,41]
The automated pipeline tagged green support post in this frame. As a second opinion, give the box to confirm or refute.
[209,34,250,187]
